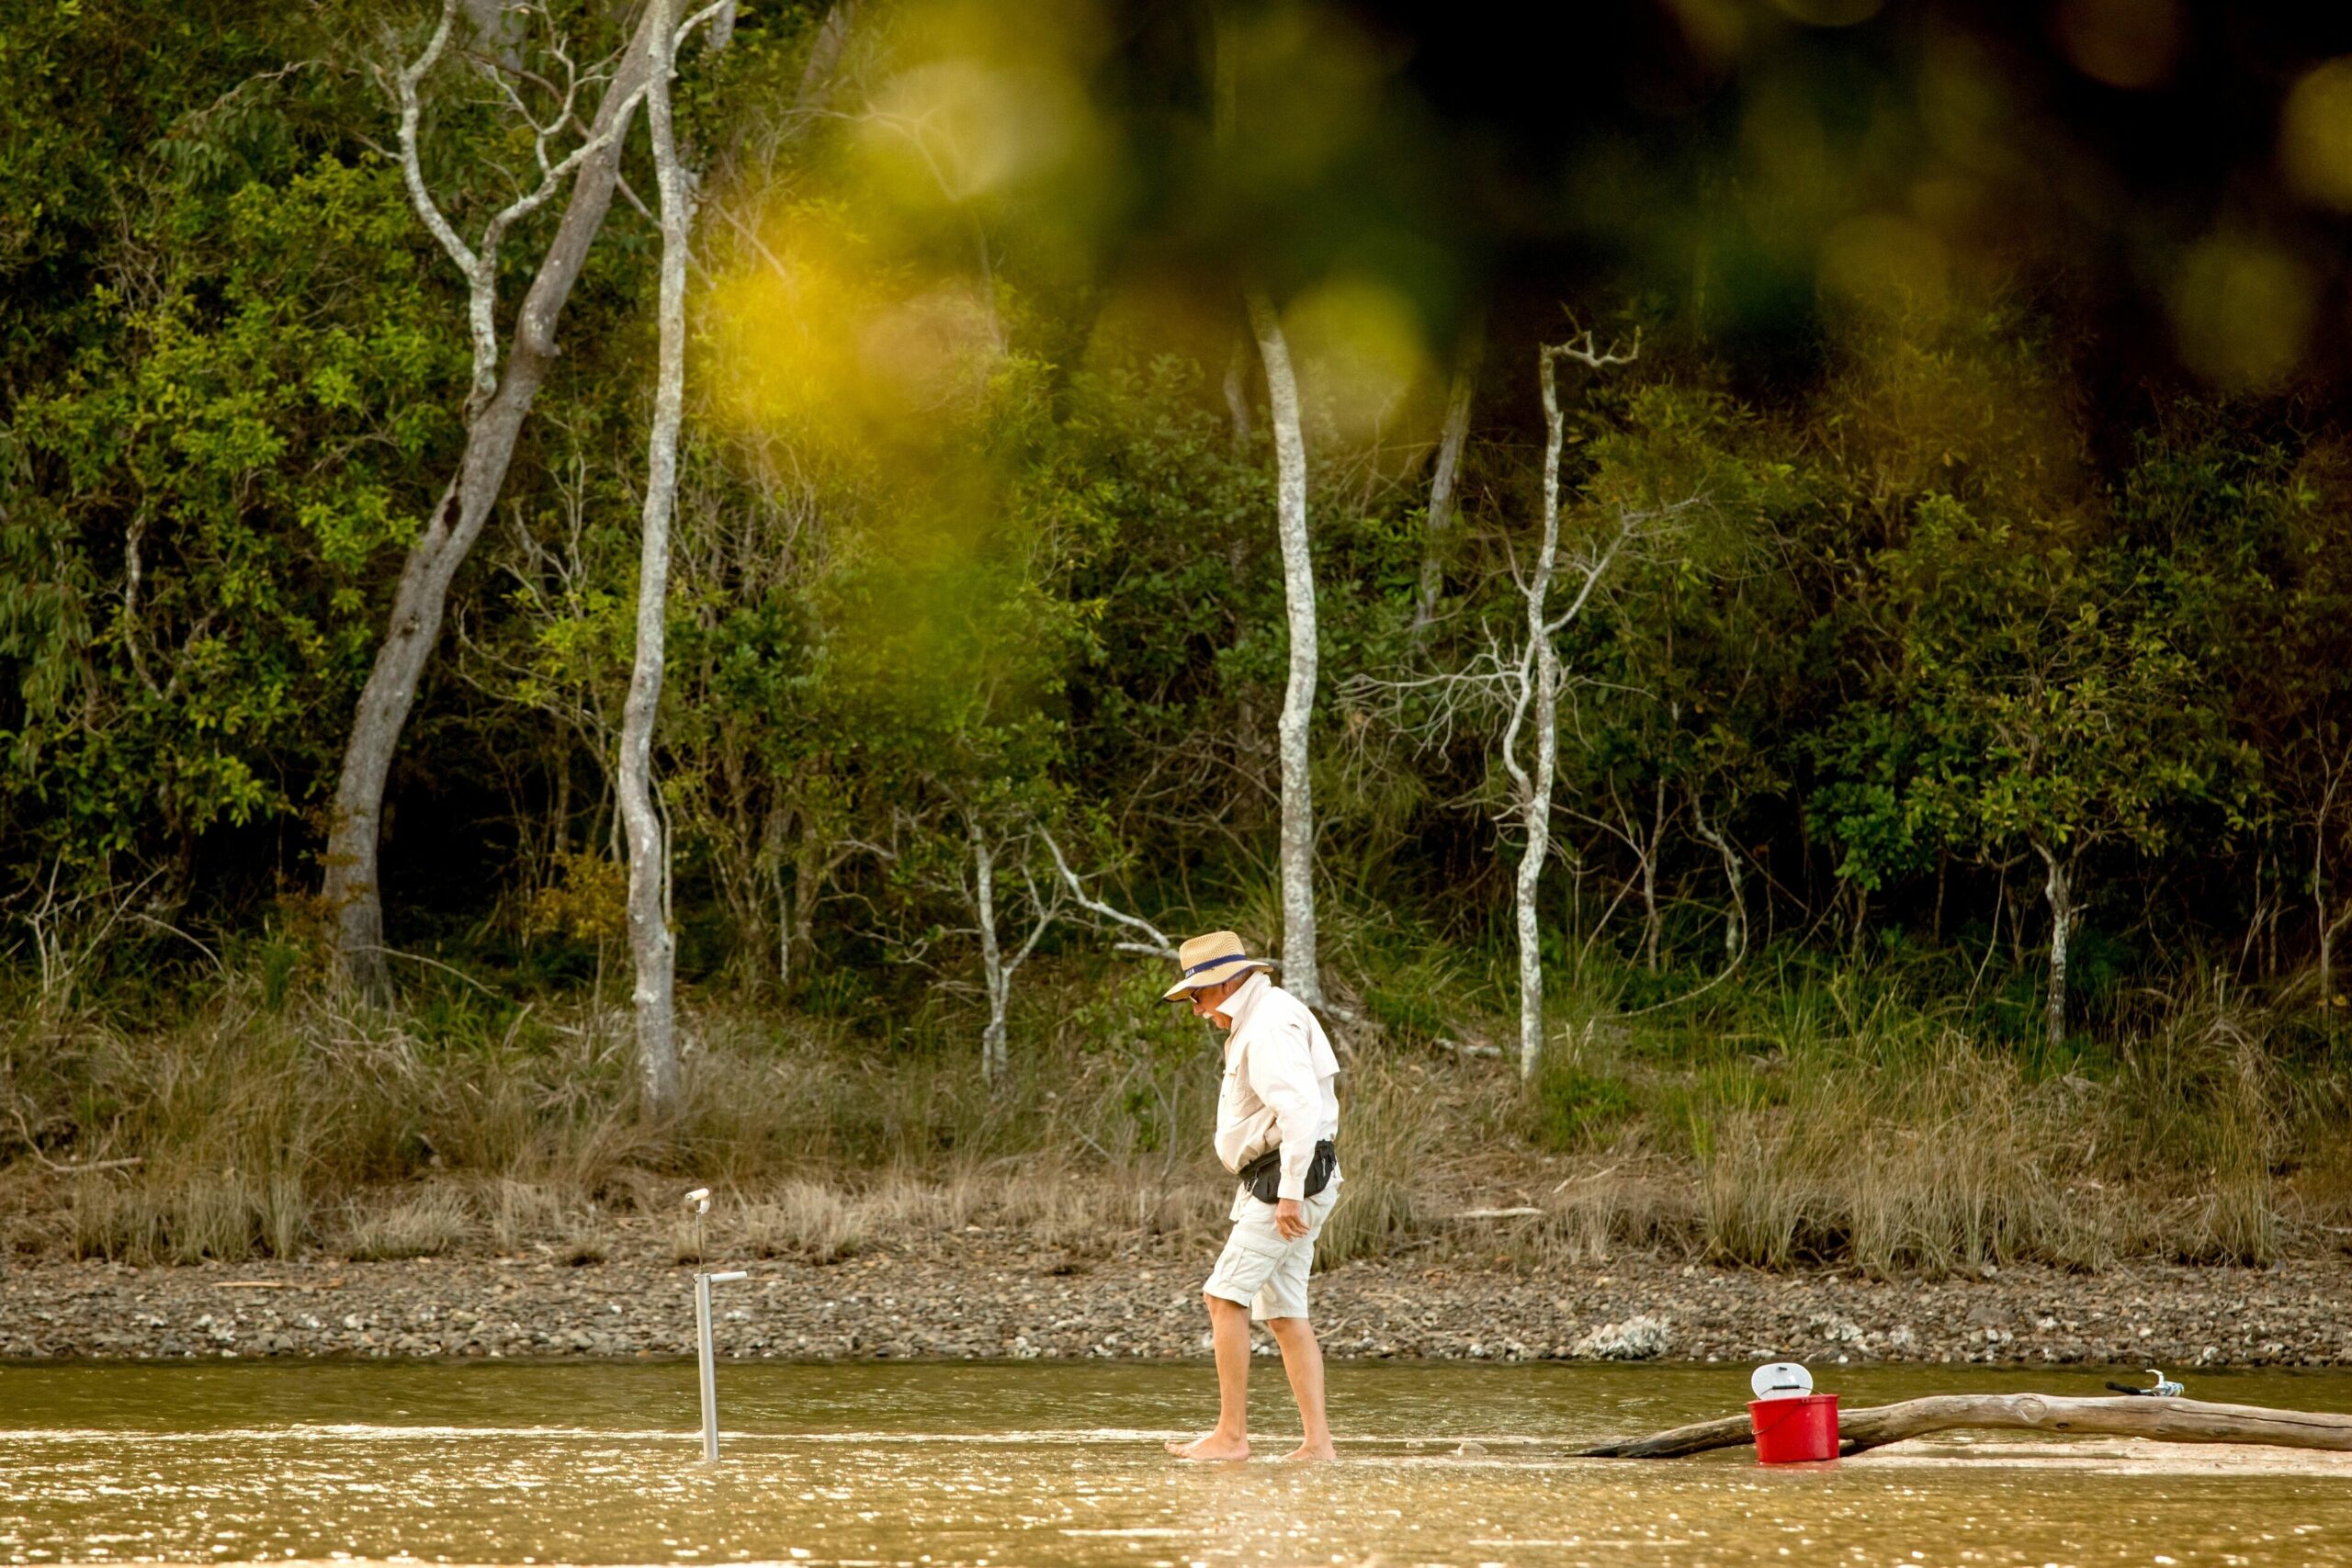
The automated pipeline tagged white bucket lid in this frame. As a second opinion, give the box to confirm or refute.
[1750,1361,1815,1400]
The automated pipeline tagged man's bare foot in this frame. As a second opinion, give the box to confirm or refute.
[1280,1440,1337,1463]
[1165,1432,1250,1461]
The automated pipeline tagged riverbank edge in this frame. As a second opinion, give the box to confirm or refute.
[5,1247,2348,1370]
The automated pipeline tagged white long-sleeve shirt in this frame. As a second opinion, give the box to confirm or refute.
[1211,971,1341,1220]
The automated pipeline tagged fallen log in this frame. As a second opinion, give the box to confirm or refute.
[1580,1393,2352,1460]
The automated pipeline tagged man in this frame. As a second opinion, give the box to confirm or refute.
[1159,931,1342,1463]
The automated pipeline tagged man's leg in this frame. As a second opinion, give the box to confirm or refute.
[1265,1315,1335,1461]
[1165,1293,1253,1460]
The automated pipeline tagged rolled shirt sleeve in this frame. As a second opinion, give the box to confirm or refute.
[1244,1016,1328,1201]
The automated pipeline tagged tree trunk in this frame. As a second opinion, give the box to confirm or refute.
[971,818,1008,1087]
[1412,312,1482,637]
[548,746,572,857]
[1503,332,1641,1075]
[2318,759,2346,1017]
[786,817,834,996]
[616,0,693,1113]
[757,803,789,995]
[1690,795,1745,964]
[2241,847,2268,980]
[793,0,856,109]
[2322,885,2350,1022]
[1641,774,1666,974]
[2037,840,2074,1051]
[1245,287,1321,1008]
[1512,750,1552,1083]
[966,818,1059,1087]
[1932,847,1947,942]
[1581,1393,2352,1461]
[323,6,662,1000]
[2317,895,2352,1025]
[1507,344,1570,1080]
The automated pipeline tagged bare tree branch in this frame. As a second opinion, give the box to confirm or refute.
[390,0,481,285]
[1038,827,1178,958]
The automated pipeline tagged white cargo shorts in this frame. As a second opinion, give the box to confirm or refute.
[1202,1188,1340,1322]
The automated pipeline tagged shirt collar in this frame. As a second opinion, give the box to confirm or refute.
[1221,969,1272,1032]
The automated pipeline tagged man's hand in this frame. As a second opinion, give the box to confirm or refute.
[1274,1197,1308,1240]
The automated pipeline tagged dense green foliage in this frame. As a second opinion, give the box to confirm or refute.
[7,0,2352,1081]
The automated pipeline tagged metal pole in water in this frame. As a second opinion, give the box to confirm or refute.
[695,1269,748,1463]
[695,1270,718,1462]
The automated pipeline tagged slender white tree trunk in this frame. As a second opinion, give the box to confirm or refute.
[1690,795,1747,964]
[616,0,693,1111]
[1502,330,1641,1078]
[971,819,1009,1087]
[1246,288,1321,1008]
[1413,312,1483,636]
[968,818,1062,1087]
[1504,346,1572,1079]
[2036,840,2074,1052]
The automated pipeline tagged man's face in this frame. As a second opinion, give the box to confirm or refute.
[1185,974,1244,1026]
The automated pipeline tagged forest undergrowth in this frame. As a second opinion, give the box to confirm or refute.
[6,916,2349,1280]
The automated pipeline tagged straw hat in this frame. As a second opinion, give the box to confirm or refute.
[1161,931,1277,1000]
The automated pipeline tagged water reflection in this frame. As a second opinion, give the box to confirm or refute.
[3,1362,2350,1564]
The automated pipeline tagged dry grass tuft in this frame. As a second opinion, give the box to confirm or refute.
[1544,1163,1695,1265]
[486,1179,566,1253]
[1686,1036,2122,1275]
[741,1181,868,1264]
[66,1168,311,1265]
[1317,1057,1433,1267]
[341,1186,470,1261]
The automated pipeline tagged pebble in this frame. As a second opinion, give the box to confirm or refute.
[6,1245,2348,1367]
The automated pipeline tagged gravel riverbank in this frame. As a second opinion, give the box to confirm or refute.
[6,1242,2349,1370]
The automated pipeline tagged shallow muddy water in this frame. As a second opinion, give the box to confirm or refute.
[6,1359,2352,1566]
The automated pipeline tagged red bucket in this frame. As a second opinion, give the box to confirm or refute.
[1748,1393,1839,1463]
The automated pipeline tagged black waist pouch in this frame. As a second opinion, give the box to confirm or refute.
[1238,1139,1336,1204]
